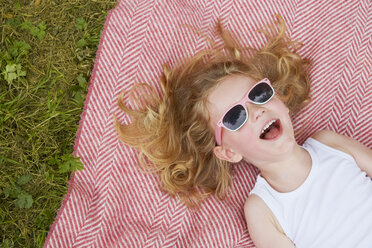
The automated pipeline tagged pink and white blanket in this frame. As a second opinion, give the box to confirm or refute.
[45,0,371,247]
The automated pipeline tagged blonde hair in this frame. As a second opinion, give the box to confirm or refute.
[114,15,311,208]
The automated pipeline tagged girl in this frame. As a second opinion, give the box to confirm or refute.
[114,16,372,247]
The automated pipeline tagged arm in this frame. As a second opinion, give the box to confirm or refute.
[244,194,295,248]
[312,130,372,178]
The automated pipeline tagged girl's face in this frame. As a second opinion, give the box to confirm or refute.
[207,74,297,167]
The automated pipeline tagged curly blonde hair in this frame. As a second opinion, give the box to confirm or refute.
[114,15,311,208]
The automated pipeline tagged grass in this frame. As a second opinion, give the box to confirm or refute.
[0,0,117,247]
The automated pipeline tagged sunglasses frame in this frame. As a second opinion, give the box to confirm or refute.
[215,78,274,146]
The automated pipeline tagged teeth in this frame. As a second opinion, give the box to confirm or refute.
[261,120,276,134]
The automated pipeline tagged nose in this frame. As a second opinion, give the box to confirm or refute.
[245,102,265,121]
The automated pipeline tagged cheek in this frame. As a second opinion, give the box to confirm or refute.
[236,136,267,161]
[223,127,264,158]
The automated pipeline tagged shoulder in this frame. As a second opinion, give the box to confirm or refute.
[244,194,266,218]
[311,130,372,177]
[311,129,341,143]
[311,129,351,155]
[244,194,272,242]
[244,194,277,231]
[244,195,294,247]
[244,195,284,233]
[244,194,275,218]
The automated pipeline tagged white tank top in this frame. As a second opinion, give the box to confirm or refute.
[250,138,372,247]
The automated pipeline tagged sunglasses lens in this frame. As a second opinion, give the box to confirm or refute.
[248,82,274,103]
[222,105,247,130]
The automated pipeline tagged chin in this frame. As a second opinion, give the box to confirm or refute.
[277,131,297,154]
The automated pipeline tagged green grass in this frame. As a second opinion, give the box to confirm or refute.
[0,1,117,247]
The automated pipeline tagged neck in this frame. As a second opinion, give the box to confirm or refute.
[258,144,312,193]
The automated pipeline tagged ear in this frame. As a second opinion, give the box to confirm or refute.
[213,146,243,163]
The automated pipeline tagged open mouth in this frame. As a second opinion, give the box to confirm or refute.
[259,119,282,140]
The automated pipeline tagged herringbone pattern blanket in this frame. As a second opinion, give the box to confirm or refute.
[45,0,371,247]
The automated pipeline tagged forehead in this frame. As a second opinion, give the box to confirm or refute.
[208,75,256,111]
[206,74,257,126]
